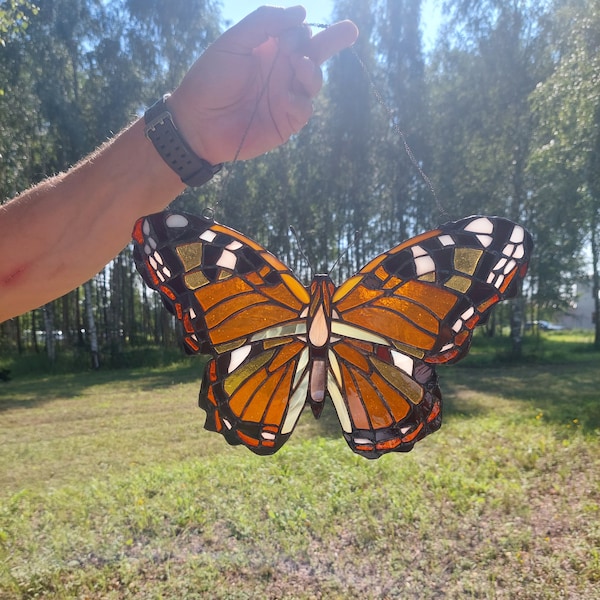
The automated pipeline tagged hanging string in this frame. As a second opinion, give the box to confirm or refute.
[207,21,446,220]
[307,22,446,217]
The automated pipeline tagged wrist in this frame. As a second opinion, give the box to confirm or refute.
[144,95,223,187]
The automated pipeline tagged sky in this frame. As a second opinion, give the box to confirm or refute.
[220,1,442,50]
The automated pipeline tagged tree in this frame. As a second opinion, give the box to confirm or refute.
[529,0,600,346]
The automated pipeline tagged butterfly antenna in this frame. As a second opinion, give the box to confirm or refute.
[329,230,360,276]
[289,226,315,274]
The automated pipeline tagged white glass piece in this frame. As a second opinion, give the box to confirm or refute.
[461,307,475,320]
[452,319,463,332]
[165,214,189,228]
[228,345,252,373]
[503,259,517,274]
[411,245,427,258]
[261,431,276,440]
[328,350,343,386]
[415,255,435,275]
[143,219,151,235]
[153,251,163,265]
[441,343,454,352]
[514,244,525,259]
[200,230,217,242]
[503,244,515,257]
[148,237,157,250]
[144,244,152,255]
[438,235,455,246]
[163,267,171,278]
[465,217,493,234]
[476,234,493,247]
[391,350,413,375]
[149,256,158,270]
[226,240,243,251]
[510,225,525,243]
[216,249,237,269]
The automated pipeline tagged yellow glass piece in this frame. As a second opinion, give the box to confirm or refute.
[218,270,232,280]
[327,372,351,432]
[331,321,388,345]
[224,350,274,396]
[454,248,483,275]
[418,272,436,282]
[215,338,247,354]
[445,275,471,293]
[332,275,362,302]
[371,356,423,404]
[281,273,310,303]
[393,341,425,359]
[328,349,343,386]
[263,336,293,349]
[184,271,210,290]
[250,322,306,342]
[177,242,203,271]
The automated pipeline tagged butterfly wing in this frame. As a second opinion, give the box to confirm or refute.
[327,216,532,458]
[132,210,312,453]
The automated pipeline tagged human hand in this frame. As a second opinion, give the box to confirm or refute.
[167,5,358,165]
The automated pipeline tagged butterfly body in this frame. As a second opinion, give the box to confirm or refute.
[133,211,532,459]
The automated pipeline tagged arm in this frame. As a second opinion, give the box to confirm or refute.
[0,6,358,322]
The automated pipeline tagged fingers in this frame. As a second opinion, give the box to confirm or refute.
[291,54,323,98]
[306,20,359,65]
[216,5,307,53]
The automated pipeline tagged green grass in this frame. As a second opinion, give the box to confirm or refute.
[1,337,599,599]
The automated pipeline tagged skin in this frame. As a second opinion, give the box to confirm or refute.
[0,5,358,322]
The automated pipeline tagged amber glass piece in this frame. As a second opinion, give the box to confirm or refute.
[176,242,203,271]
[224,351,273,397]
[353,370,393,428]
[335,342,370,373]
[445,275,471,293]
[371,356,422,404]
[340,364,370,429]
[195,277,253,310]
[240,367,286,422]
[454,247,483,275]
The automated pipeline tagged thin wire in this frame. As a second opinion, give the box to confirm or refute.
[205,48,282,219]
[310,22,447,218]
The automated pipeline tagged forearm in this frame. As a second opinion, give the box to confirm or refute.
[0,119,184,321]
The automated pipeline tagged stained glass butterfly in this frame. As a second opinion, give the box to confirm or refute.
[132,212,532,459]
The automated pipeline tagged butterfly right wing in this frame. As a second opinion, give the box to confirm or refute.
[325,216,532,458]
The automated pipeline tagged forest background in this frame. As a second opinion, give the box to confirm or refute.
[1,0,599,369]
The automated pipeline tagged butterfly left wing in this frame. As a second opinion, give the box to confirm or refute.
[133,210,313,453]
[326,216,533,458]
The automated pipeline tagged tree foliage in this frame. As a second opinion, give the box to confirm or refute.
[1,0,598,366]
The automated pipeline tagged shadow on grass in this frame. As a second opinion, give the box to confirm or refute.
[440,359,600,432]
[0,357,204,413]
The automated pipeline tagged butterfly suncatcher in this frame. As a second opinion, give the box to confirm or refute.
[133,212,532,459]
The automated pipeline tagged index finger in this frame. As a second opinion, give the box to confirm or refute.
[215,5,308,54]
[305,20,359,65]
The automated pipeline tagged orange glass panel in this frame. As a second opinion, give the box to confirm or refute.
[353,369,394,428]
[268,342,304,372]
[477,293,500,313]
[236,430,260,447]
[372,296,440,333]
[399,280,458,317]
[228,367,268,416]
[370,373,411,421]
[341,364,370,430]
[195,277,253,310]
[241,367,286,423]
[499,269,517,293]
[375,437,402,451]
[401,422,423,443]
[342,306,436,350]
[205,292,269,327]
[334,343,370,373]
[334,282,383,312]
[210,304,299,345]
[264,365,295,428]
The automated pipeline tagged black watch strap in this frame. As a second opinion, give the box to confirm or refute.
[144,94,223,187]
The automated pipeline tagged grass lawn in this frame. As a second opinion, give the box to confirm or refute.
[1,335,599,599]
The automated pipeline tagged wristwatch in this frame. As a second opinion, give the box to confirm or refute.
[144,94,223,187]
